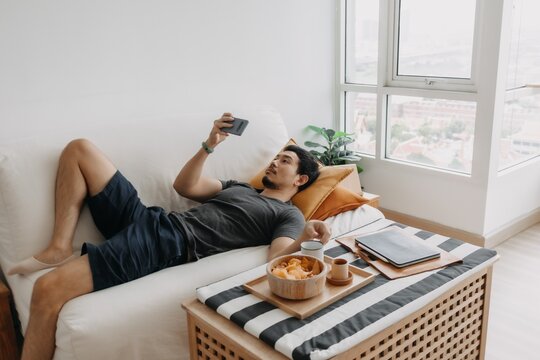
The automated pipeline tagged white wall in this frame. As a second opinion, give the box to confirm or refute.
[485,160,540,234]
[0,0,335,144]
[359,159,488,234]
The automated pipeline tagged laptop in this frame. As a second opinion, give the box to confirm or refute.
[355,226,441,268]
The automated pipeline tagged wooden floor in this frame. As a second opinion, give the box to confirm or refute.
[485,222,540,360]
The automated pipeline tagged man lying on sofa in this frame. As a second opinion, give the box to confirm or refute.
[8,112,331,360]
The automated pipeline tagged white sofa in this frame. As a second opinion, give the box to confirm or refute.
[0,108,384,359]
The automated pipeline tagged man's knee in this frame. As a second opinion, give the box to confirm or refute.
[31,271,69,315]
[63,138,95,159]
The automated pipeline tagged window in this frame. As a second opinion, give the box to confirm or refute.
[341,0,479,174]
[345,92,377,156]
[395,0,476,80]
[498,0,540,170]
[386,96,476,173]
[345,0,379,85]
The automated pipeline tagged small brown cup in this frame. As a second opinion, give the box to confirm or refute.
[331,258,349,280]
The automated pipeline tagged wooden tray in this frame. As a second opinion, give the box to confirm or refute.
[243,263,375,319]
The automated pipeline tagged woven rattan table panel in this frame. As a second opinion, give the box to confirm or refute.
[184,267,493,360]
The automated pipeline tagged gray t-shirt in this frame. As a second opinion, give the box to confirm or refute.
[170,180,305,261]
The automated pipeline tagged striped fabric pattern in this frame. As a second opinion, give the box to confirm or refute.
[196,219,498,360]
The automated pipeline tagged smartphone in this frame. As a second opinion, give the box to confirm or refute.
[223,118,249,136]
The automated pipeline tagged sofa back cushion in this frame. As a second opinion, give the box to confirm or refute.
[0,108,289,266]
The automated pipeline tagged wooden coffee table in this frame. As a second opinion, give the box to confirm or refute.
[182,265,494,360]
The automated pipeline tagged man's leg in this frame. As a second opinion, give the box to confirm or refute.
[22,256,94,360]
[36,139,117,264]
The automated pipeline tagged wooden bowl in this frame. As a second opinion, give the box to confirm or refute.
[266,255,328,300]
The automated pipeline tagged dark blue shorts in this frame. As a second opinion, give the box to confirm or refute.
[82,171,187,291]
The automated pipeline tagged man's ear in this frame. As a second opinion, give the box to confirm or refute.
[295,174,309,187]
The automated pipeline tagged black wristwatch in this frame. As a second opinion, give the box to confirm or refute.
[201,141,214,154]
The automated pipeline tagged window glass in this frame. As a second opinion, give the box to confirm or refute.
[506,0,540,89]
[396,0,476,79]
[499,0,540,170]
[345,92,377,156]
[499,93,540,169]
[386,96,476,173]
[345,0,379,85]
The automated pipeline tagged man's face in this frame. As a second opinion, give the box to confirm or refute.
[262,151,303,190]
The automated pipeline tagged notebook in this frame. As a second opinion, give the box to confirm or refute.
[355,226,441,268]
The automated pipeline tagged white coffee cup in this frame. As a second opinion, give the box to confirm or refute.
[300,240,324,261]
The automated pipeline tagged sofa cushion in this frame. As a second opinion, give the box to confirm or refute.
[0,107,289,266]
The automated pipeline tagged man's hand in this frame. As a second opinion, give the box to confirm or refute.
[205,112,234,149]
[300,220,331,245]
[267,220,331,260]
[173,112,234,202]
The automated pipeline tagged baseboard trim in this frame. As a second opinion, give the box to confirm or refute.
[484,208,540,248]
[379,208,485,247]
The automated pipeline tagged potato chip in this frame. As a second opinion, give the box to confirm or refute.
[312,260,321,275]
[271,256,322,280]
[301,257,310,270]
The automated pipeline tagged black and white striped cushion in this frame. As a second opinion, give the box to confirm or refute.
[196,220,498,360]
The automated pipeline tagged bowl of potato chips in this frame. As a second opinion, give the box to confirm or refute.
[266,255,328,300]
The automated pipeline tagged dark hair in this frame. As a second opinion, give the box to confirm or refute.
[283,144,320,192]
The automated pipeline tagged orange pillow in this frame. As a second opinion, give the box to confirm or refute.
[248,140,355,219]
[291,166,354,219]
[310,186,370,221]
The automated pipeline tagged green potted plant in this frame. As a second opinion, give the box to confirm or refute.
[304,125,363,173]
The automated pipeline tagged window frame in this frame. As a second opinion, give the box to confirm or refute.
[338,0,480,176]
[383,93,479,174]
[387,0,482,93]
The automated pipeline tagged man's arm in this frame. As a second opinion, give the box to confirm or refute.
[173,113,234,203]
[267,220,331,260]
